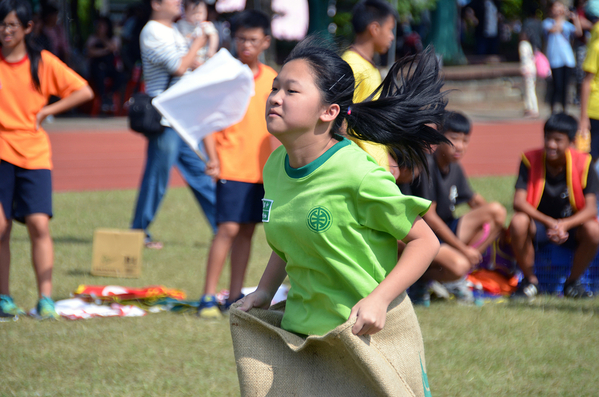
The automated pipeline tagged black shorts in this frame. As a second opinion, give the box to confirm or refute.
[215,180,264,224]
[0,160,53,223]
[533,220,578,251]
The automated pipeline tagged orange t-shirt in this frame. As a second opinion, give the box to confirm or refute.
[213,63,277,184]
[0,50,88,169]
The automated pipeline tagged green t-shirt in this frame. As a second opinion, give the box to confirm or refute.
[262,137,431,336]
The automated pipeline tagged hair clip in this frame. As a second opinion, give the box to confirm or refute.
[328,74,345,91]
[347,106,352,115]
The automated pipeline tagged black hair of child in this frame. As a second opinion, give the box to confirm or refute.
[351,0,399,34]
[443,111,471,135]
[0,0,42,92]
[231,9,271,37]
[183,0,206,9]
[284,37,449,175]
[544,112,578,142]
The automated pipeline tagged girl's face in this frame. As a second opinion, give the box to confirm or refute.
[266,59,334,137]
[0,11,31,49]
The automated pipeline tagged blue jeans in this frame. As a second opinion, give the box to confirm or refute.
[131,127,216,239]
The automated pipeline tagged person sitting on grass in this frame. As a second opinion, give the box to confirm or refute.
[409,111,507,303]
[510,113,599,298]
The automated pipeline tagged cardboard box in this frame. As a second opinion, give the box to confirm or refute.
[91,229,145,278]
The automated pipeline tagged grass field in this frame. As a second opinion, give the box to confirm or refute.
[2,176,599,397]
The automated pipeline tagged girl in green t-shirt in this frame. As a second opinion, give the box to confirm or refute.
[238,38,448,337]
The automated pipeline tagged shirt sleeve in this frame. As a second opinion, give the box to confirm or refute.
[584,165,599,195]
[43,52,88,98]
[141,26,183,74]
[356,167,431,241]
[455,164,474,203]
[515,161,529,190]
[542,19,554,33]
[583,40,599,74]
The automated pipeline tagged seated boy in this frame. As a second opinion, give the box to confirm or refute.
[510,113,599,298]
[409,111,507,301]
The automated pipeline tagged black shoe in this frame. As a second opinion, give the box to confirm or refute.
[563,279,593,299]
[514,278,538,298]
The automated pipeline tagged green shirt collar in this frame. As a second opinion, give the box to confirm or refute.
[285,135,350,178]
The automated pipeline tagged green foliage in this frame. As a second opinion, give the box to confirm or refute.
[502,0,524,21]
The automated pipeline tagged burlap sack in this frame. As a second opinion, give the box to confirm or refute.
[230,292,430,397]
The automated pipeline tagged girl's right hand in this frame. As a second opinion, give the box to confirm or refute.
[237,289,272,312]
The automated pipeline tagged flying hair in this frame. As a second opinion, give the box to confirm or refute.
[284,38,449,175]
[346,47,449,175]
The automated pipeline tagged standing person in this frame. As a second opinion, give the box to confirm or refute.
[197,10,276,318]
[236,41,448,395]
[520,28,539,118]
[131,0,217,249]
[579,8,599,161]
[468,0,501,56]
[341,0,397,170]
[0,0,94,320]
[543,0,582,113]
[85,16,124,113]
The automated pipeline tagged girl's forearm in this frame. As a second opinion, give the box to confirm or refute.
[44,86,94,115]
[256,251,288,298]
[369,217,439,306]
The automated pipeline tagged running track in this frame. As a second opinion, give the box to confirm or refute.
[49,119,544,192]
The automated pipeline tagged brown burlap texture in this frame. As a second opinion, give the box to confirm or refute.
[229,291,429,397]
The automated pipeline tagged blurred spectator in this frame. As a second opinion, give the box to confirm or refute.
[30,13,51,51]
[85,16,124,113]
[42,3,69,64]
[573,0,594,104]
[519,28,539,118]
[468,0,501,56]
[543,0,582,113]
[120,4,146,74]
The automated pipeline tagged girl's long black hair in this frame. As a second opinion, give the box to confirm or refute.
[284,38,449,175]
[0,0,42,91]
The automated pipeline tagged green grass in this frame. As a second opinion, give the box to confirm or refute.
[2,176,599,396]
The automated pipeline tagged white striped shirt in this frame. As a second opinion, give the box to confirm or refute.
[139,20,188,97]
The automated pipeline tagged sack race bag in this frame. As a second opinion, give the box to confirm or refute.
[534,50,551,79]
[128,75,174,138]
[229,292,431,397]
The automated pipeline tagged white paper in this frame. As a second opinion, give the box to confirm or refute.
[153,48,255,157]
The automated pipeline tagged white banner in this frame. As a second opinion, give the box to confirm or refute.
[153,48,255,158]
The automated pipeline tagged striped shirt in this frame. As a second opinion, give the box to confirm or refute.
[139,20,187,97]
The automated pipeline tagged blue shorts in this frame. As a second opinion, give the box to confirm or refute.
[0,161,53,223]
[533,220,578,251]
[215,180,264,224]
[438,217,460,244]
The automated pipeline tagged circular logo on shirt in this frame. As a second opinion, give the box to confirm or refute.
[306,206,333,233]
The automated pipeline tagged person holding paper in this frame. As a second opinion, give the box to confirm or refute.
[131,0,217,249]
[197,10,277,318]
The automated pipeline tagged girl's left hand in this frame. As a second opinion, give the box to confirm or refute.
[349,295,388,336]
[35,108,50,130]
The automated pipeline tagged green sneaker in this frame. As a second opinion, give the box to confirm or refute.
[36,295,60,320]
[0,295,25,320]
